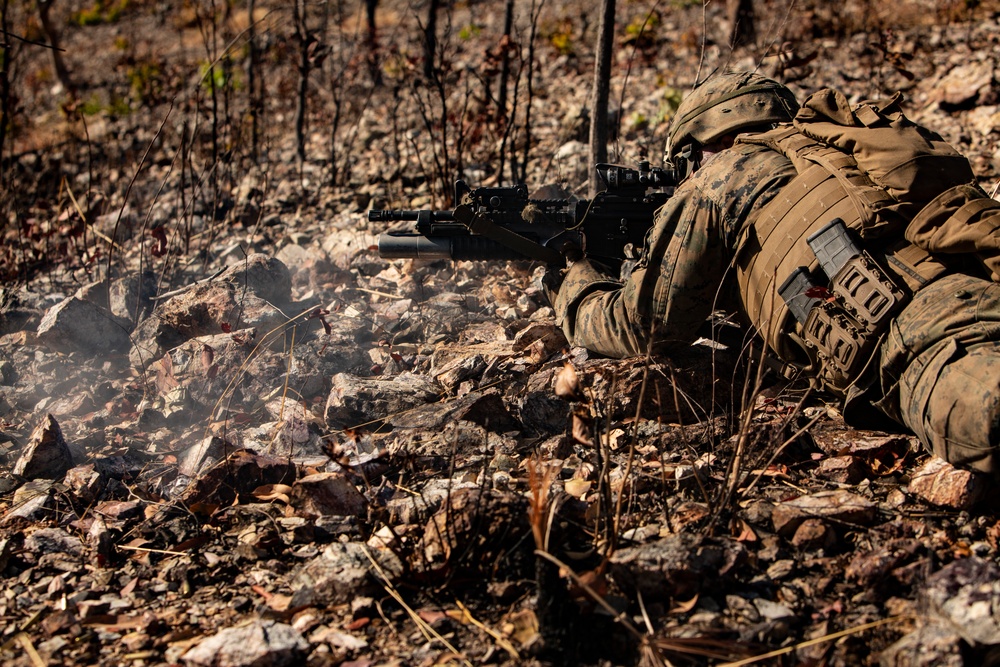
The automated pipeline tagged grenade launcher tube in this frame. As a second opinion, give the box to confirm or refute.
[377,230,544,261]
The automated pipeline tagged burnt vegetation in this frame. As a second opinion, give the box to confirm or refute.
[1,1,1000,666]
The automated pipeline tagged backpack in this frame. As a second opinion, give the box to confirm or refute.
[792,88,975,222]
[732,88,974,395]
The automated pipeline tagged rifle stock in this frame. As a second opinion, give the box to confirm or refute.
[370,163,676,267]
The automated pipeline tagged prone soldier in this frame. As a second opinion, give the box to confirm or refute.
[549,70,1000,476]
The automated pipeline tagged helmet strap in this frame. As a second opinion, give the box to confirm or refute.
[672,143,702,181]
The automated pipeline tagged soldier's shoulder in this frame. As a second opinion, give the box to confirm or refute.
[693,143,788,185]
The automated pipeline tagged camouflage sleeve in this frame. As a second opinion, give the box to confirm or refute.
[554,187,729,358]
[554,145,794,359]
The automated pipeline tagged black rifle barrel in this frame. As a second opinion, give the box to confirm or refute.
[378,232,537,261]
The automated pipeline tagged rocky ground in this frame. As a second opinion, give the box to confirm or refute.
[2,0,1000,665]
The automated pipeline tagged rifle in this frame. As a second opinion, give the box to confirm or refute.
[369,162,675,268]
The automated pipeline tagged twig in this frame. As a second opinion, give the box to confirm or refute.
[117,544,192,558]
[268,323,297,456]
[535,550,647,642]
[64,183,124,253]
[353,286,402,299]
[0,28,64,51]
[15,633,46,667]
[740,396,823,498]
[453,599,520,661]
[361,545,472,666]
[717,616,908,666]
[105,101,174,292]
[149,265,227,301]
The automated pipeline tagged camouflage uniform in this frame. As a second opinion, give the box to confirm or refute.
[554,72,1000,475]
[555,143,796,358]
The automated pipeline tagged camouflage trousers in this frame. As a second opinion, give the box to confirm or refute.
[879,273,1000,475]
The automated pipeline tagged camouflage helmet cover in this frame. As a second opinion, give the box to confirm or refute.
[666,71,799,161]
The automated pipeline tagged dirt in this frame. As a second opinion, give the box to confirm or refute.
[1,0,1000,666]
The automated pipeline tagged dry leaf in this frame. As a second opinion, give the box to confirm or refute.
[732,517,758,542]
[564,478,592,498]
[417,608,449,624]
[120,577,139,598]
[568,567,609,605]
[554,362,581,399]
[252,483,293,504]
[152,354,179,394]
[571,413,593,445]
[502,609,539,647]
[669,594,699,614]
[200,344,215,369]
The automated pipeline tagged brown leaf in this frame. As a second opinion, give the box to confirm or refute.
[670,594,699,614]
[120,577,139,598]
[188,502,220,516]
[153,355,179,394]
[569,568,608,603]
[200,344,215,370]
[172,535,211,552]
[554,362,581,399]
[150,226,168,257]
[571,412,593,445]
[417,609,449,624]
[252,483,293,504]
[732,518,758,543]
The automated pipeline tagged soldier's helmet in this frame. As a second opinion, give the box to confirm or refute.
[666,71,799,177]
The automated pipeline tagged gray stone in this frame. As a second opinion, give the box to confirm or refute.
[924,557,1000,646]
[36,297,130,354]
[771,489,877,537]
[109,272,156,321]
[64,464,105,503]
[324,371,441,429]
[388,391,520,432]
[275,244,335,291]
[182,620,307,667]
[609,534,746,600]
[290,541,401,607]
[879,621,964,667]
[4,480,54,523]
[13,414,73,480]
[931,60,994,107]
[908,457,983,510]
[289,472,368,517]
[753,598,795,622]
[218,253,292,305]
[385,478,480,525]
[178,436,228,478]
[24,527,85,559]
[129,282,290,368]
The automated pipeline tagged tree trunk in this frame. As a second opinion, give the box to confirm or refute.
[247,0,261,158]
[728,0,756,48]
[293,0,310,163]
[589,0,615,197]
[37,0,75,96]
[364,0,381,85]
[497,0,514,120]
[423,0,440,80]
[0,0,11,183]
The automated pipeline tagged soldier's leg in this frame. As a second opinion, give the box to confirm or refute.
[896,337,1000,474]
[881,273,1000,474]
